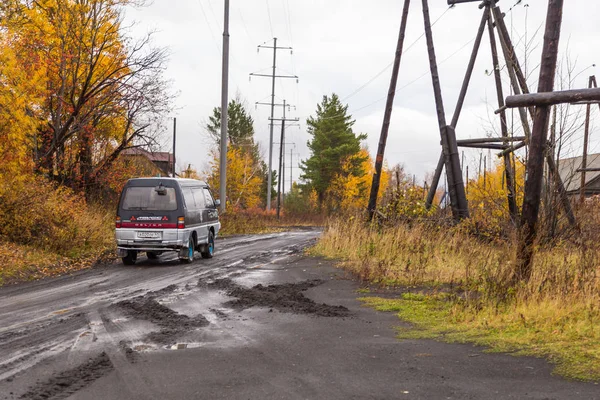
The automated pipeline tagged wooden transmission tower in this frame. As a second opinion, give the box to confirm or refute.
[368,0,582,225]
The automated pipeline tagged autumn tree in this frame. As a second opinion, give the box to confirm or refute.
[465,160,526,238]
[205,98,266,209]
[0,0,172,198]
[300,93,367,211]
[378,164,433,219]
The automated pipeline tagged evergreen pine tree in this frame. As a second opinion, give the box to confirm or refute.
[300,94,367,210]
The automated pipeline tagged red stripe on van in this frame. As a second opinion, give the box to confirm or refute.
[120,222,177,229]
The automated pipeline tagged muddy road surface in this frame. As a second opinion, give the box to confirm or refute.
[1,228,598,399]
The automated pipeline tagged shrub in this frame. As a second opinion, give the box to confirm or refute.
[0,175,113,257]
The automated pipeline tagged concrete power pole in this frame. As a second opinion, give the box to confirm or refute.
[172,117,176,177]
[250,39,298,210]
[277,100,286,219]
[219,0,230,213]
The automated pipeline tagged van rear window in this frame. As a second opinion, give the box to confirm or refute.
[122,186,178,211]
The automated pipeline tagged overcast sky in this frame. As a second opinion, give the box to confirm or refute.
[125,0,599,191]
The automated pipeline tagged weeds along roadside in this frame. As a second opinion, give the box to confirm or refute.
[311,215,600,381]
[219,208,325,236]
[0,176,114,285]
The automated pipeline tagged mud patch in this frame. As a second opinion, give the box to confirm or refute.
[0,313,86,348]
[146,284,179,298]
[114,298,209,345]
[208,279,351,317]
[119,341,139,364]
[19,352,113,399]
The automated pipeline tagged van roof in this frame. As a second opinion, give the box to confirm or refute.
[126,177,209,187]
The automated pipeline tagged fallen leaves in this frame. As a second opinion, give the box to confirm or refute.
[0,241,115,286]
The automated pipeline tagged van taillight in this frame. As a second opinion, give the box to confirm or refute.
[116,216,122,228]
[177,217,185,229]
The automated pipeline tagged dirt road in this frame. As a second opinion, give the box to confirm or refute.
[0,228,597,399]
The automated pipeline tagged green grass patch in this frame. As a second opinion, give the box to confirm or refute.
[360,294,600,382]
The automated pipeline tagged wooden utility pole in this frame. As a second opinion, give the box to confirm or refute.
[493,5,576,227]
[422,0,469,220]
[425,3,488,212]
[367,0,411,221]
[517,0,564,283]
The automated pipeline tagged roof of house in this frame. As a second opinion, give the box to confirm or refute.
[122,148,173,163]
[557,153,600,193]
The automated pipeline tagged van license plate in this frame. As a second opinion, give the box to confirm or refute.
[137,232,161,239]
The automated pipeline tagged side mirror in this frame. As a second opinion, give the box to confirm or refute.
[214,199,221,207]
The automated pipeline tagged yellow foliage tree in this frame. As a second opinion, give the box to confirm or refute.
[465,159,526,237]
[207,147,264,210]
[326,148,389,213]
[0,8,46,181]
[0,0,171,198]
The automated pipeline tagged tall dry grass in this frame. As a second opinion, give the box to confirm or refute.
[315,216,600,305]
[219,207,324,235]
[313,216,600,379]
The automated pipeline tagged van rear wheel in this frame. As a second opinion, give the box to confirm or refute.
[201,231,215,259]
[122,251,137,265]
[179,236,195,264]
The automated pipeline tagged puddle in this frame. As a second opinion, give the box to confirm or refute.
[166,342,204,351]
[133,344,156,352]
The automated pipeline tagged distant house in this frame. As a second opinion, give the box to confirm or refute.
[121,148,174,177]
[557,153,600,197]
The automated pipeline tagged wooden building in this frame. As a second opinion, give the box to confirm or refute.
[120,148,174,177]
[557,153,600,197]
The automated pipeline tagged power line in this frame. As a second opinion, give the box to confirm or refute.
[341,5,453,103]
[344,34,478,117]
[237,5,255,45]
[283,0,294,47]
[197,0,221,55]
[265,0,274,38]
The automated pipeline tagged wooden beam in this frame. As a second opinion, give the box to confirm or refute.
[458,143,509,150]
[488,5,518,222]
[497,141,527,157]
[580,76,594,203]
[450,6,489,129]
[367,0,411,221]
[505,87,600,108]
[457,136,526,144]
[577,168,600,172]
[422,0,469,221]
[493,6,532,141]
